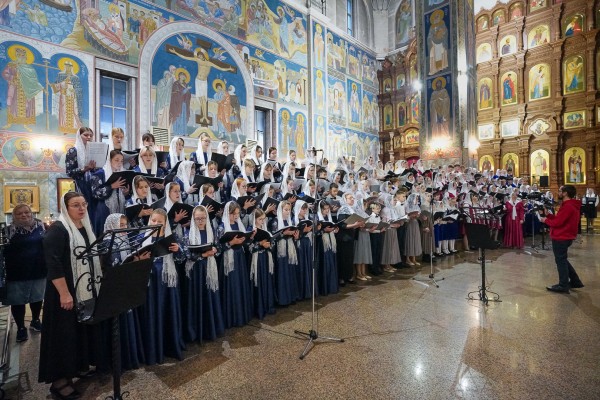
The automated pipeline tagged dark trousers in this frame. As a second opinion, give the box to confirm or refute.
[551,239,582,287]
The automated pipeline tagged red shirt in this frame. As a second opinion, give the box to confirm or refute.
[544,198,581,240]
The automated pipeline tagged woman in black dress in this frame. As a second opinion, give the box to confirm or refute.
[3,204,46,343]
[39,192,104,400]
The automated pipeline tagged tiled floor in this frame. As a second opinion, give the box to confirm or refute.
[6,235,600,399]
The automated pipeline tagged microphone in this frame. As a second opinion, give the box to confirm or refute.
[306,147,324,152]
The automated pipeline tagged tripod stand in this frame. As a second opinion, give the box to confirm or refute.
[465,223,501,305]
[294,148,344,360]
[74,225,160,400]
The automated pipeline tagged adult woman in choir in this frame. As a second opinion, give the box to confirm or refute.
[366,200,384,276]
[101,214,149,370]
[3,204,45,343]
[582,188,599,233]
[139,209,186,365]
[168,136,186,170]
[336,193,364,286]
[190,132,212,168]
[352,195,373,281]
[269,200,300,305]
[134,146,167,192]
[66,127,96,218]
[173,160,198,205]
[503,191,525,249]
[39,192,105,400]
[217,201,253,327]
[184,205,224,342]
[247,208,275,319]
[90,150,129,235]
[419,191,435,262]
[294,200,314,298]
[316,201,338,295]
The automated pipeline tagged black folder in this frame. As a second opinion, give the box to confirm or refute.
[218,230,252,244]
[200,196,224,219]
[252,228,272,242]
[235,195,263,212]
[193,175,222,189]
[211,153,228,171]
[125,203,151,221]
[188,243,215,254]
[297,220,314,231]
[299,195,315,204]
[155,151,169,165]
[262,197,280,214]
[167,202,194,225]
[247,180,269,192]
[151,197,166,210]
[225,154,236,170]
[103,170,144,187]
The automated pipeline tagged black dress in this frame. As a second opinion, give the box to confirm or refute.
[39,221,108,383]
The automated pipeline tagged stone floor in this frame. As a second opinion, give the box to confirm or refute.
[5,235,600,400]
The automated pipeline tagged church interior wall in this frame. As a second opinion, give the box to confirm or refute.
[0,0,379,221]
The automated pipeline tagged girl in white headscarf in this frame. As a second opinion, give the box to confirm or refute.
[90,150,128,235]
[316,201,338,294]
[66,127,96,213]
[215,140,229,155]
[164,182,189,236]
[247,208,275,319]
[191,132,213,167]
[269,200,299,305]
[39,192,103,394]
[293,200,313,299]
[216,201,252,328]
[281,161,297,181]
[352,195,373,281]
[174,160,198,205]
[185,205,224,341]
[140,208,186,364]
[404,193,422,265]
[168,136,186,170]
[126,175,155,228]
[336,192,363,285]
[250,145,264,168]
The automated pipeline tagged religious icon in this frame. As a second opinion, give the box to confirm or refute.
[501,72,517,105]
[501,120,519,137]
[528,25,549,48]
[478,78,493,110]
[509,3,523,20]
[383,105,393,130]
[478,123,494,140]
[563,55,585,95]
[564,110,586,130]
[492,10,505,26]
[313,24,325,68]
[6,138,40,168]
[348,81,361,126]
[529,119,550,136]
[479,155,493,172]
[410,92,420,123]
[499,36,515,56]
[427,9,449,76]
[3,185,40,213]
[564,147,585,184]
[476,43,492,63]
[564,14,583,38]
[383,78,392,92]
[397,103,407,127]
[50,57,84,134]
[529,64,550,101]
[477,15,489,32]
[530,0,546,12]
[315,69,325,111]
[57,178,76,213]
[429,76,451,139]
[502,153,519,176]
[396,74,405,89]
[530,150,549,181]
[405,128,419,146]
[396,0,412,46]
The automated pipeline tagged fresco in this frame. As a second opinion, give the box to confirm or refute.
[150,32,247,142]
[0,131,74,172]
[277,106,306,159]
[395,0,412,48]
[424,0,448,14]
[326,31,347,75]
[362,90,378,134]
[347,79,361,128]
[327,75,346,126]
[313,114,326,154]
[327,124,377,167]
[427,74,452,140]
[0,38,93,136]
[313,22,325,69]
[360,52,378,88]
[425,6,450,77]
[313,68,325,113]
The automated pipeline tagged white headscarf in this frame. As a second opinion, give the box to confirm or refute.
[337,192,355,217]
[405,193,421,214]
[168,136,185,168]
[240,161,255,183]
[249,210,274,285]
[103,152,126,214]
[230,177,247,199]
[293,200,308,224]
[74,129,88,169]
[103,213,129,263]
[250,147,263,167]
[142,216,177,287]
[317,201,336,252]
[187,205,218,291]
[176,160,194,193]
[258,163,271,182]
[131,176,153,205]
[216,140,229,155]
[233,144,245,168]
[195,136,213,165]
[301,180,315,197]
[303,164,315,180]
[138,146,158,175]
[281,161,296,181]
[164,182,181,213]
[222,201,246,275]
[58,194,102,303]
[275,201,298,264]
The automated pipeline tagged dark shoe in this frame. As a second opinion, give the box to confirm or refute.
[76,368,96,379]
[570,281,584,289]
[347,279,356,284]
[30,319,42,332]
[16,327,28,342]
[339,280,346,287]
[50,383,81,400]
[546,284,570,293]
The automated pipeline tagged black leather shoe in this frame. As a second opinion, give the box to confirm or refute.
[570,281,584,289]
[546,284,570,293]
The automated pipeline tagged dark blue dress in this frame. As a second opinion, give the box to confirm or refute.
[296,230,314,299]
[247,225,276,319]
[139,236,186,365]
[317,227,339,295]
[90,169,126,236]
[217,222,253,328]
[270,220,299,306]
[65,147,96,224]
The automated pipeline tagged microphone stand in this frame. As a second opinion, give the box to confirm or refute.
[294,148,344,359]
[412,176,444,288]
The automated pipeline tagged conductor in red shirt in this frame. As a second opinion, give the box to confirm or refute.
[539,185,584,293]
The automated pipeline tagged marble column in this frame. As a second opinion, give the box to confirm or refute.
[416,0,476,165]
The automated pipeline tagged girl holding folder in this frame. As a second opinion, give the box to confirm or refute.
[247,208,275,319]
[269,201,300,305]
[90,150,129,235]
[316,201,339,295]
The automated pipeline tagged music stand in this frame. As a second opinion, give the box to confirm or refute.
[465,222,501,305]
[74,225,161,400]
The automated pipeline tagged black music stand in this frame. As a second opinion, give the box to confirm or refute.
[465,222,501,305]
[74,225,161,400]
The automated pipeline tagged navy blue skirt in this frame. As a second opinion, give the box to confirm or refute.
[296,236,314,299]
[275,239,299,306]
[221,248,253,328]
[252,251,275,319]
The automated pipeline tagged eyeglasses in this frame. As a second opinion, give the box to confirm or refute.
[194,217,207,222]
[69,202,88,209]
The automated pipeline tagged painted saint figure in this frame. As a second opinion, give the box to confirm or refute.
[50,59,83,134]
[565,57,583,93]
[155,66,176,128]
[531,66,546,100]
[169,69,192,135]
[427,10,448,76]
[2,46,44,132]
[429,77,450,139]
[502,73,515,104]
[479,80,492,109]
[350,83,360,124]
[567,149,583,183]
[533,151,548,177]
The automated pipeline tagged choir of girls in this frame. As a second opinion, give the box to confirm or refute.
[56,126,572,390]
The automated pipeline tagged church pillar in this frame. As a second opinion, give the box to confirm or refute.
[516,20,524,52]
[552,43,564,126]
[515,55,525,105]
[491,64,500,112]
[548,131,561,188]
[585,36,596,99]
[551,3,563,42]
[416,0,476,166]
[585,143,596,187]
